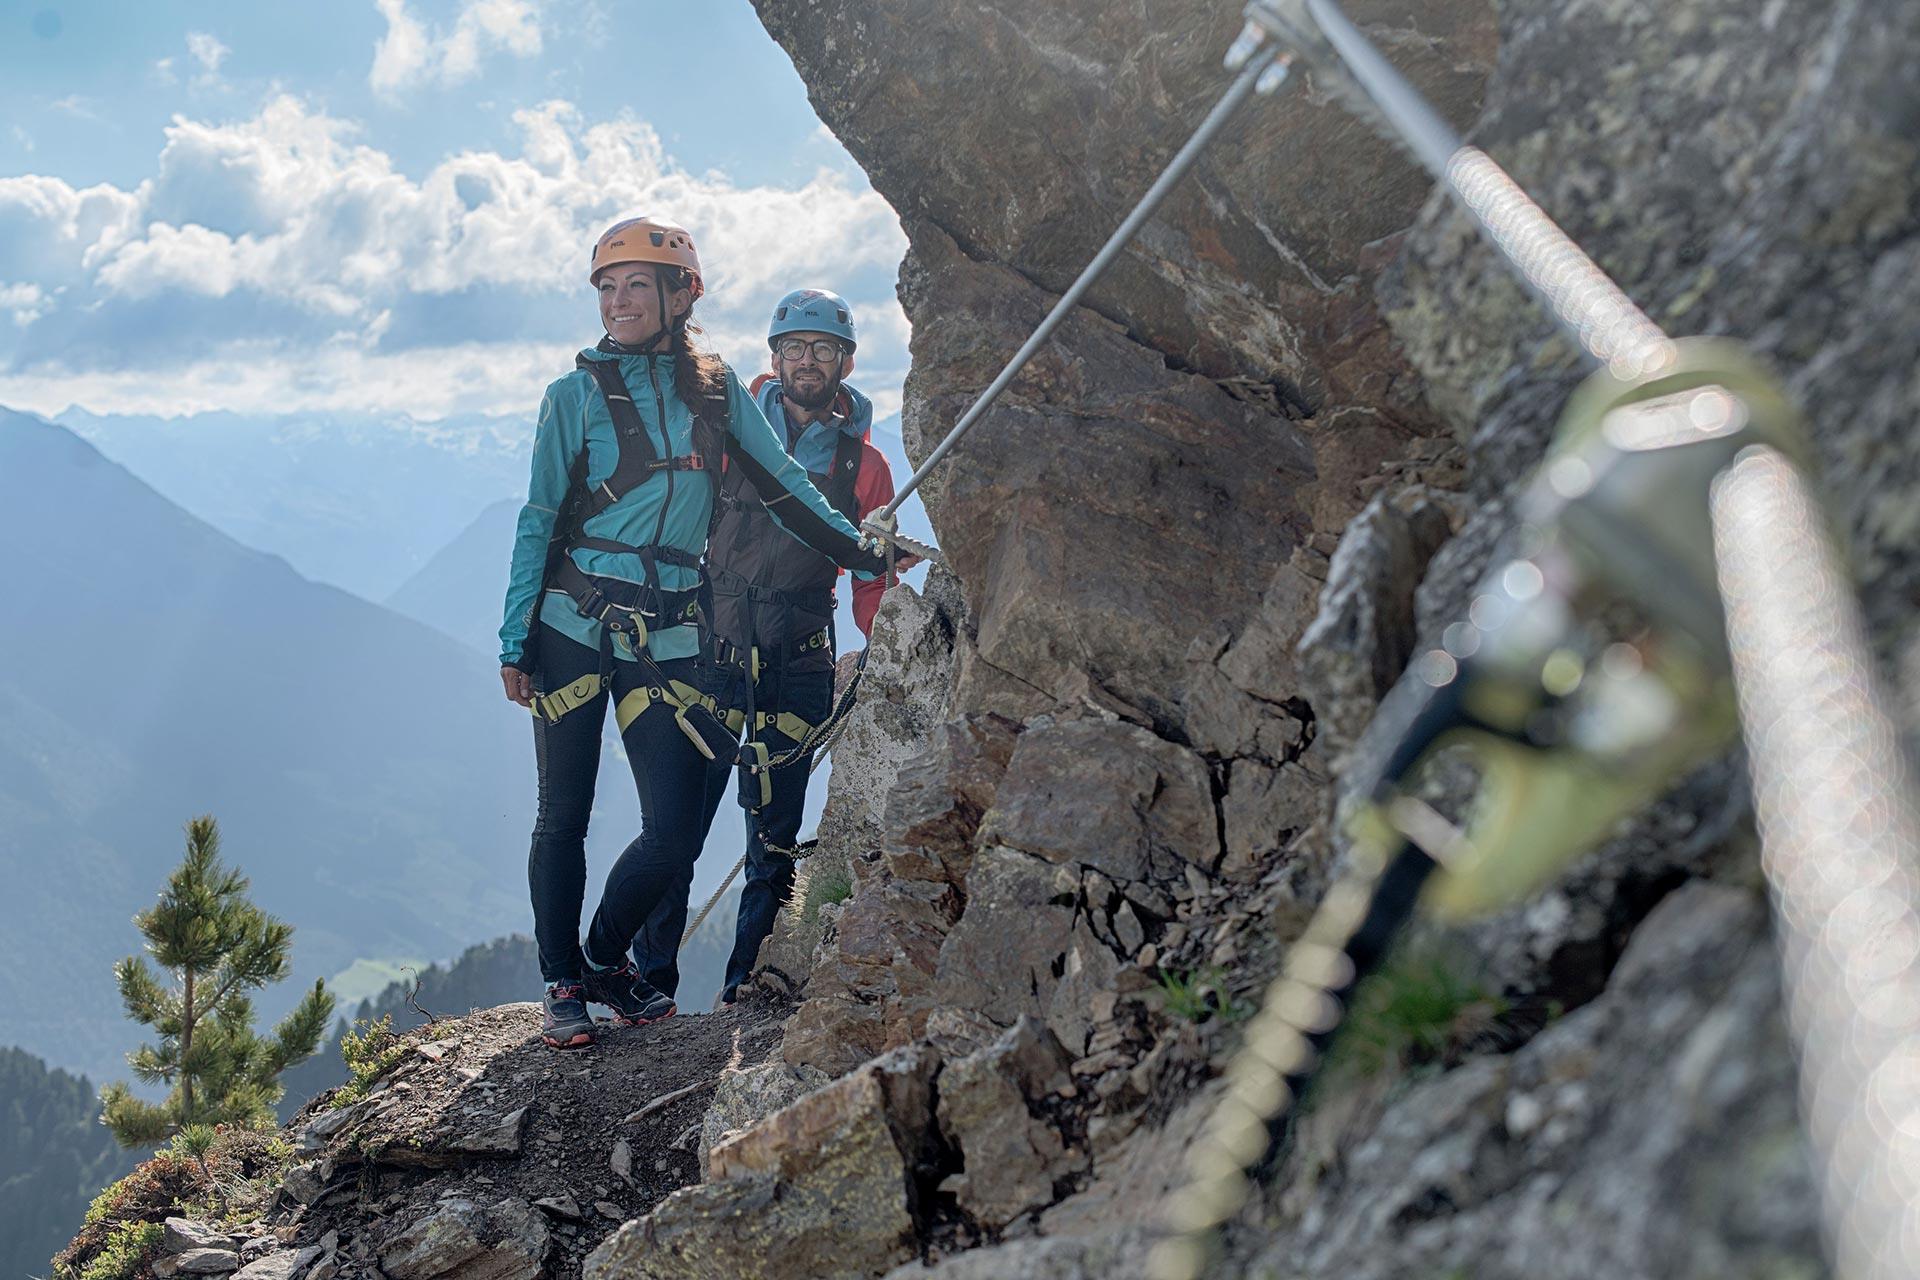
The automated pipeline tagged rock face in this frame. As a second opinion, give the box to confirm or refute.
[584,1046,943,1280]
[697,1058,830,1181]
[1383,0,1920,651]
[380,1196,550,1280]
[755,0,1497,736]
[780,711,1019,1072]
[1252,883,1818,1280]
[750,572,963,993]
[709,0,1917,1277]
[934,1018,1083,1231]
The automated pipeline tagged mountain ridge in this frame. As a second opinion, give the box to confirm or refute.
[0,410,545,1083]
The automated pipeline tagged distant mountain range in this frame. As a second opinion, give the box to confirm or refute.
[384,498,522,657]
[56,407,528,601]
[0,410,637,1083]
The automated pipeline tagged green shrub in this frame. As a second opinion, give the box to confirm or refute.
[76,1220,164,1280]
[56,1126,294,1277]
[58,1152,198,1279]
[329,1014,406,1109]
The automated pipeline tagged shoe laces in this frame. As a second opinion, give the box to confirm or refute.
[548,981,584,1001]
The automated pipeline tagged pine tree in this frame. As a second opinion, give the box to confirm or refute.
[99,816,335,1148]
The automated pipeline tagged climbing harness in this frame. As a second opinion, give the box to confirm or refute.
[524,348,741,764]
[711,407,866,815]
[1076,8,1920,1280]
[531,665,743,751]
[517,341,727,676]
[679,646,872,949]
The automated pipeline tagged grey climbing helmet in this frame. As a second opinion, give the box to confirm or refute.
[768,288,857,351]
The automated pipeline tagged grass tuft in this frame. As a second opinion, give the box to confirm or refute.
[1154,965,1252,1024]
[788,861,854,927]
[1322,944,1506,1084]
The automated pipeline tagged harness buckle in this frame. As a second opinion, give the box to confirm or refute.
[645,455,708,473]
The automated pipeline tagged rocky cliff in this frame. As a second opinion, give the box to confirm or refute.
[674,0,1908,1275]
[62,1,1918,1277]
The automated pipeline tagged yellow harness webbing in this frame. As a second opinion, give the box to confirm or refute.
[531,675,602,724]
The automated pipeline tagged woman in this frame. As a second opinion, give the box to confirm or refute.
[498,216,896,1049]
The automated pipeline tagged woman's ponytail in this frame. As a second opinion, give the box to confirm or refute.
[662,266,728,415]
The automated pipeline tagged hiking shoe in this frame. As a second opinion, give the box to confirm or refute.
[541,981,594,1049]
[580,962,677,1026]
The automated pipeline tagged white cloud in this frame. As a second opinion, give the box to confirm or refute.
[49,95,103,121]
[370,0,431,96]
[9,125,31,152]
[82,96,903,313]
[0,95,910,420]
[372,0,543,98]
[0,174,143,282]
[187,32,230,74]
[0,339,572,420]
[0,283,47,327]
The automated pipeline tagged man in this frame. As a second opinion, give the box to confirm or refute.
[634,288,900,1004]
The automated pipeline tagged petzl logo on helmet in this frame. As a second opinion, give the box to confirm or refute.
[768,287,857,351]
[589,216,704,299]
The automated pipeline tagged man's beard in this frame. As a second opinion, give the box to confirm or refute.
[784,373,840,412]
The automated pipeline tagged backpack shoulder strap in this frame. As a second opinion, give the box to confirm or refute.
[573,354,709,525]
[695,364,733,538]
[826,429,863,517]
[692,364,730,476]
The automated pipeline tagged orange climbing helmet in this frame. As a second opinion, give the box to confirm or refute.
[588,216,704,299]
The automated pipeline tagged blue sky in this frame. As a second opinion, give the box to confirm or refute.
[0,0,912,420]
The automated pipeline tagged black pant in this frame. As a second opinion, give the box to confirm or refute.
[634,663,833,995]
[526,624,731,983]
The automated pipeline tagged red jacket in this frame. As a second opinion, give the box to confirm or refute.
[847,441,895,637]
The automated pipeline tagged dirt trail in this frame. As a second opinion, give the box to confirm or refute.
[274,996,786,1279]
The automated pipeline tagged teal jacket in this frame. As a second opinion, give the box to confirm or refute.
[499,347,880,668]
